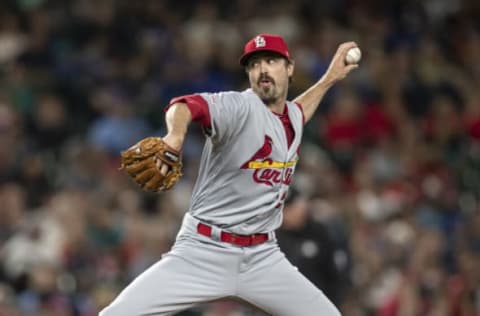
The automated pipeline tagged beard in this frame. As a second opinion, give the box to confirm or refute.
[258,86,278,105]
[255,74,278,105]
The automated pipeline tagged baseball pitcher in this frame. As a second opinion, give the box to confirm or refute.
[102,34,359,316]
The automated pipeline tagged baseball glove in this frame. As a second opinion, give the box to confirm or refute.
[120,137,182,192]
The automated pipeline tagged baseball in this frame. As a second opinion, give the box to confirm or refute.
[345,47,361,64]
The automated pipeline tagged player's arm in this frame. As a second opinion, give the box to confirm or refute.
[153,102,192,176]
[294,42,359,123]
[158,93,212,174]
[163,102,192,151]
[162,93,211,150]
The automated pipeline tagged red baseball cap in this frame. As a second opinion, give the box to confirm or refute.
[239,34,291,66]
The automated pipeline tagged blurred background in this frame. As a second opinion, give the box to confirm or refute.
[1,0,480,315]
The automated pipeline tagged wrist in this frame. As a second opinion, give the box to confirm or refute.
[163,133,184,151]
[319,74,336,89]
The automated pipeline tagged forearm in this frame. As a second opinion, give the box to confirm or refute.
[164,102,192,150]
[293,76,335,123]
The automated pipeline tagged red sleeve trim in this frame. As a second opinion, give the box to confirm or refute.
[295,102,305,125]
[166,94,211,129]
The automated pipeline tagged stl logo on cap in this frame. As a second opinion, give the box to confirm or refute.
[239,34,291,66]
[254,36,266,48]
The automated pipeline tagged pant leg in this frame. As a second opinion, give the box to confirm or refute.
[100,239,239,316]
[237,246,341,316]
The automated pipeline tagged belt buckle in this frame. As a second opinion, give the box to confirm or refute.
[251,233,268,245]
[250,234,261,245]
[233,233,254,246]
[230,233,246,246]
[223,231,268,247]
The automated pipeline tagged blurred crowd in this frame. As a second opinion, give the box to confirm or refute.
[1,0,480,315]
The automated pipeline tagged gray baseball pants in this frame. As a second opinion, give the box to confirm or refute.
[99,213,341,316]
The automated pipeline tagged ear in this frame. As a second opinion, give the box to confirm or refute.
[287,60,295,77]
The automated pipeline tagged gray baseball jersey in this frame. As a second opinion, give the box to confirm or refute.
[100,88,341,316]
[190,88,303,235]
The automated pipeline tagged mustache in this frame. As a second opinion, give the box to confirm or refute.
[258,74,275,85]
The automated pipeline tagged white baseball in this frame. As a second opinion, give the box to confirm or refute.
[345,47,361,64]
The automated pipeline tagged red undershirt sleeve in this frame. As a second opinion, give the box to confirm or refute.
[165,94,212,129]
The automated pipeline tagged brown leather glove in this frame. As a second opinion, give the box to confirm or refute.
[120,137,182,192]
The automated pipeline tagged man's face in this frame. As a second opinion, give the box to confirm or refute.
[246,52,294,106]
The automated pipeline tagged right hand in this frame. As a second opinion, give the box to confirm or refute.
[322,41,360,86]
